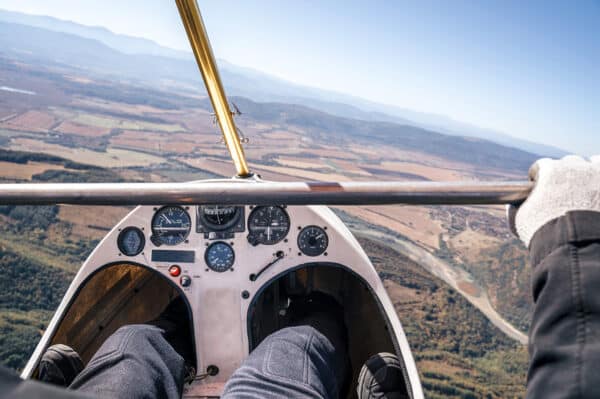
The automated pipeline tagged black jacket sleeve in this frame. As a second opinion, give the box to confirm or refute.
[527,211,600,399]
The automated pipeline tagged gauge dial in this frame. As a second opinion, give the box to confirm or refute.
[205,242,235,272]
[151,206,191,246]
[247,206,290,245]
[117,227,145,256]
[298,226,328,257]
[197,205,242,232]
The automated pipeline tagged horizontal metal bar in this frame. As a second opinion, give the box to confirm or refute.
[0,180,533,206]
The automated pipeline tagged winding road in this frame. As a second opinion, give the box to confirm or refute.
[355,229,528,345]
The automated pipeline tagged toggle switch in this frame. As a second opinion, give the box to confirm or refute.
[180,275,191,287]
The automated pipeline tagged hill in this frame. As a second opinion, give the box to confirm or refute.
[0,9,567,157]
[360,236,527,398]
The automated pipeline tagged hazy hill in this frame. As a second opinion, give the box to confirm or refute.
[0,9,189,59]
[0,9,566,157]
[218,97,539,173]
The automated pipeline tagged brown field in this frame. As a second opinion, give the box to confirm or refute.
[72,97,184,115]
[55,121,111,137]
[326,159,373,176]
[0,161,66,180]
[178,157,236,177]
[58,205,132,239]
[448,228,503,265]
[9,138,167,167]
[275,156,335,171]
[339,205,444,250]
[164,112,216,132]
[304,146,363,160]
[194,147,231,157]
[2,110,57,132]
[378,161,468,181]
[255,164,351,181]
[261,130,299,140]
[111,131,201,154]
[170,132,217,144]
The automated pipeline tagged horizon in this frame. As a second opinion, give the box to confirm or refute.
[0,1,598,155]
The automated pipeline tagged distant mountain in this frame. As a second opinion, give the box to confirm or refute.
[0,9,567,157]
[0,9,189,60]
[219,97,539,173]
[217,62,567,158]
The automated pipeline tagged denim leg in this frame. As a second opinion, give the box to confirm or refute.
[69,324,185,399]
[222,326,345,399]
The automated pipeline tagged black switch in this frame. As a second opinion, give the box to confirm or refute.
[180,275,192,287]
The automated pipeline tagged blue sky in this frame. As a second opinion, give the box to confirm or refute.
[0,0,598,154]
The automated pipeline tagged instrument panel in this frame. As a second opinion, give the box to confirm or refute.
[116,204,330,282]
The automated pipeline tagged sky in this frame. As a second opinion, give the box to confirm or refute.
[0,0,598,155]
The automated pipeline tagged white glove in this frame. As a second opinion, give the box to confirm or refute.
[508,155,600,247]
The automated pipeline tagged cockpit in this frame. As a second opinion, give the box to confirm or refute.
[22,191,418,397]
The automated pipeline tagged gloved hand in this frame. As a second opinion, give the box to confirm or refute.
[508,155,600,247]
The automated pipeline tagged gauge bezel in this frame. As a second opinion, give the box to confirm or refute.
[117,226,145,256]
[297,225,329,257]
[151,205,192,246]
[204,241,235,272]
[196,205,244,233]
[247,205,291,246]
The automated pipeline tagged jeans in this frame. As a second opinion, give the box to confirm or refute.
[69,325,186,399]
[70,324,344,399]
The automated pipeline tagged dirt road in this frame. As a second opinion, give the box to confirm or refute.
[356,229,528,345]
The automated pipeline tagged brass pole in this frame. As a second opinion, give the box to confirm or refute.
[175,0,251,177]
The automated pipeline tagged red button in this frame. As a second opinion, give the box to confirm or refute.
[169,265,181,277]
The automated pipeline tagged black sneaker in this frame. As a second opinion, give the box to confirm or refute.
[288,291,350,395]
[288,292,348,350]
[147,296,195,369]
[38,344,84,387]
[357,352,409,399]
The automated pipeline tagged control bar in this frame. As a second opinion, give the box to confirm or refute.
[0,181,533,206]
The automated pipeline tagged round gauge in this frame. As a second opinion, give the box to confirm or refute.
[117,227,145,256]
[298,226,328,257]
[247,206,290,245]
[151,206,191,246]
[198,205,240,231]
[205,242,235,272]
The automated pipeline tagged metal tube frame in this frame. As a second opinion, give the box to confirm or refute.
[0,180,533,206]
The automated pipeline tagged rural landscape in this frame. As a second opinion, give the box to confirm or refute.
[0,10,542,398]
